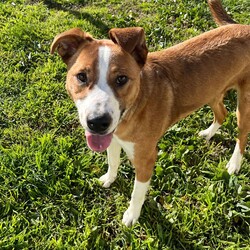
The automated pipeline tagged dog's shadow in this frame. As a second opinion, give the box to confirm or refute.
[42,0,110,34]
[138,197,197,250]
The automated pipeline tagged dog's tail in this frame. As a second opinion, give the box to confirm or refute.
[208,0,237,26]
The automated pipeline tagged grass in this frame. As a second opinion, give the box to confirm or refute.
[0,0,250,249]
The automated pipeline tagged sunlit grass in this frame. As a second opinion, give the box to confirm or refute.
[0,0,249,249]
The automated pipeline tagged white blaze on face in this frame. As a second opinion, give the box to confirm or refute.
[75,46,121,134]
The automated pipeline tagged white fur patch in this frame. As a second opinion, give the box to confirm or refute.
[122,179,150,226]
[98,46,112,90]
[75,46,120,133]
[199,121,221,141]
[114,135,135,160]
[226,142,243,174]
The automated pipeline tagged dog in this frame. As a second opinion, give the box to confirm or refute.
[50,0,250,226]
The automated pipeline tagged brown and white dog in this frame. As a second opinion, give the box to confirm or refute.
[51,0,250,226]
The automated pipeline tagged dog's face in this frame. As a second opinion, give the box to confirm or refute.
[51,27,148,152]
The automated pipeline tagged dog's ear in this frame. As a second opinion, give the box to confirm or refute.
[109,27,148,66]
[50,28,93,63]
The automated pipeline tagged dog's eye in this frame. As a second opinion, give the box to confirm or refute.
[77,72,88,85]
[116,75,128,87]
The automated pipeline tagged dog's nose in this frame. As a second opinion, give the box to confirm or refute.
[87,114,112,134]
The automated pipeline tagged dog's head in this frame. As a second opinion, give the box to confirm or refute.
[51,27,148,152]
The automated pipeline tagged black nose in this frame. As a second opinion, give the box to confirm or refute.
[87,114,112,134]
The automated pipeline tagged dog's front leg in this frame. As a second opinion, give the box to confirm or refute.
[122,178,150,226]
[122,146,157,226]
[99,137,121,188]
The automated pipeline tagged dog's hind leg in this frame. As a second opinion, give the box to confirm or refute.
[227,81,250,174]
[199,94,227,141]
[99,137,121,188]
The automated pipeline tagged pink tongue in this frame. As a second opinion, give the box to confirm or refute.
[85,131,113,152]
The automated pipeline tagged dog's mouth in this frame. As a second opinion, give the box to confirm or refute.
[85,131,113,152]
[84,108,126,153]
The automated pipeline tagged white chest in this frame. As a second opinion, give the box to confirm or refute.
[114,135,135,161]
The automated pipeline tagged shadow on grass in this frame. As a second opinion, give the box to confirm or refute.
[141,199,201,250]
[43,0,110,34]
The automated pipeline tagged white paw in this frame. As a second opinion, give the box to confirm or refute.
[198,122,221,141]
[99,173,116,188]
[122,206,141,227]
[226,161,241,175]
[226,142,242,175]
[198,129,213,141]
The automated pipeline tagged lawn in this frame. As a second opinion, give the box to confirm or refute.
[0,0,250,249]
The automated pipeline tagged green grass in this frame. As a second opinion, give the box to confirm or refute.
[0,0,250,249]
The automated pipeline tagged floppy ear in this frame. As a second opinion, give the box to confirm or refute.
[50,28,94,63]
[109,27,148,66]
